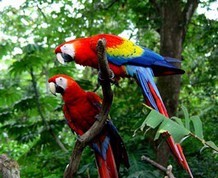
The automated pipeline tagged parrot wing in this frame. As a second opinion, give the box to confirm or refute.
[86,91,130,170]
[135,67,193,177]
[86,91,102,111]
[90,34,184,76]
[63,104,85,135]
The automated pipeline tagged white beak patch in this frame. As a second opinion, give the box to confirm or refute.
[56,53,65,65]
[49,82,56,95]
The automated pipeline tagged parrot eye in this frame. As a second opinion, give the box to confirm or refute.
[55,77,67,90]
[57,77,64,84]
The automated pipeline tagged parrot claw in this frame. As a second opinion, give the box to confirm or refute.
[76,135,84,142]
[109,69,115,80]
[95,114,101,121]
[93,82,101,92]
[98,70,116,83]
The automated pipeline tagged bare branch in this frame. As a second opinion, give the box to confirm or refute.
[95,0,118,10]
[63,141,85,177]
[63,39,113,177]
[180,0,199,42]
[141,155,175,178]
[36,4,48,22]
[182,0,199,29]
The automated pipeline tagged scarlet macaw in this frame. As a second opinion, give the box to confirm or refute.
[54,34,192,177]
[48,74,129,178]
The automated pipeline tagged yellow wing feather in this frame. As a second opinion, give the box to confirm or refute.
[107,39,143,58]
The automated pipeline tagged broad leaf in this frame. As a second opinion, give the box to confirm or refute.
[205,141,218,152]
[190,115,204,139]
[141,110,165,130]
[156,119,190,143]
[171,116,185,127]
[181,105,190,130]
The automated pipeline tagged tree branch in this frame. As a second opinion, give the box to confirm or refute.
[64,39,113,177]
[29,67,68,152]
[149,0,161,14]
[95,0,118,10]
[141,155,175,178]
[182,0,199,26]
[36,3,48,22]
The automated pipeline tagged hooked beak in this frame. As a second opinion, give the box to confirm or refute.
[49,82,65,95]
[49,82,57,96]
[56,53,74,65]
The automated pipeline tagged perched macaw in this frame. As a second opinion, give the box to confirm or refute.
[48,74,129,178]
[54,34,192,177]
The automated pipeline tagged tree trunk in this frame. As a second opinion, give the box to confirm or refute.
[150,0,199,166]
[158,0,184,117]
[0,154,20,178]
[157,1,184,166]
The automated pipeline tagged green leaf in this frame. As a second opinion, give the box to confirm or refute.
[181,105,190,130]
[157,119,190,143]
[22,44,41,54]
[154,127,161,141]
[9,54,44,76]
[0,108,13,123]
[190,115,204,139]
[171,116,185,127]
[13,96,36,112]
[142,110,165,130]
[0,87,22,106]
[205,141,218,152]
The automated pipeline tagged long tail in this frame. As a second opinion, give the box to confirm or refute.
[95,143,118,178]
[129,66,193,177]
[92,122,129,178]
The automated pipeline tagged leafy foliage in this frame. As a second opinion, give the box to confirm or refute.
[141,106,218,152]
[0,0,217,178]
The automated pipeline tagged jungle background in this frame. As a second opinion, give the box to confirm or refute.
[0,0,217,177]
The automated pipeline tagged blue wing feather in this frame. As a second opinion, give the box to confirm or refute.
[101,136,110,160]
[107,47,184,76]
[107,48,159,66]
[126,66,162,110]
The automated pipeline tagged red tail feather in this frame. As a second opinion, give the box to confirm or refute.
[147,82,193,178]
[95,144,118,178]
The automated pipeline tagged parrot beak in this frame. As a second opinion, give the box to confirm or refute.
[56,53,65,65]
[49,82,57,96]
[49,81,65,95]
[56,53,74,65]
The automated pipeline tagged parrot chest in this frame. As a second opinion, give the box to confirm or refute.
[64,100,99,134]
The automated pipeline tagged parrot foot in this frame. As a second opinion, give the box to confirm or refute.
[93,82,100,92]
[76,135,84,142]
[95,114,101,121]
[98,70,116,84]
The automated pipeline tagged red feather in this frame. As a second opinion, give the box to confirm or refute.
[54,34,191,177]
[147,82,193,177]
[48,74,129,177]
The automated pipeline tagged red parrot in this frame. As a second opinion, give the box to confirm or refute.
[48,74,129,178]
[54,34,192,177]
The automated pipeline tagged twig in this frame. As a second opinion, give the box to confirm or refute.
[63,39,113,177]
[141,155,175,178]
[36,4,48,22]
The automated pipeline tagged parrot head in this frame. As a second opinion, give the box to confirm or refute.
[48,74,81,96]
[55,41,76,65]
[55,37,99,68]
